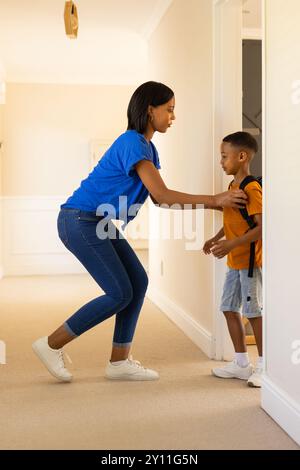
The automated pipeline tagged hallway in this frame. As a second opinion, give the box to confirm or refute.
[0,274,298,450]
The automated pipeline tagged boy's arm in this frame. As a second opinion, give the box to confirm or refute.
[211,214,262,259]
[203,227,225,254]
[232,213,262,248]
[213,227,225,241]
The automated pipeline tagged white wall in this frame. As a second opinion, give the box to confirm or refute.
[3,83,134,196]
[147,0,215,356]
[262,0,300,445]
[147,0,243,358]
[0,60,4,278]
[0,102,3,278]
[1,83,148,275]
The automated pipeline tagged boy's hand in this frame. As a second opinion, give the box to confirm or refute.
[203,238,216,255]
[211,240,236,259]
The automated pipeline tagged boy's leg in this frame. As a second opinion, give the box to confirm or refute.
[212,269,253,380]
[248,316,262,357]
[220,268,247,353]
[223,311,247,353]
[240,267,263,357]
[247,315,263,387]
[212,312,252,379]
[240,268,263,387]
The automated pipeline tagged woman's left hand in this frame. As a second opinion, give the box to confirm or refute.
[215,189,247,208]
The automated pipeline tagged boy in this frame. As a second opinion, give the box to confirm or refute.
[203,132,262,387]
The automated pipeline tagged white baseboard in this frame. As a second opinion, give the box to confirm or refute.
[147,283,214,358]
[262,375,300,446]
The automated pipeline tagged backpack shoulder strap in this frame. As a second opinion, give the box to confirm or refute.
[239,176,257,230]
[239,175,258,191]
[239,176,261,278]
[224,176,259,278]
[256,176,262,187]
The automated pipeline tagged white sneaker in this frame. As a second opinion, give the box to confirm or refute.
[212,360,253,381]
[105,357,159,381]
[32,336,73,383]
[247,364,262,388]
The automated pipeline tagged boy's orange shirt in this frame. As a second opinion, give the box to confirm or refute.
[223,181,262,270]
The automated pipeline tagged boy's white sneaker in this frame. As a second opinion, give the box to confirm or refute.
[212,360,253,380]
[247,364,262,388]
[32,336,73,382]
[105,357,159,381]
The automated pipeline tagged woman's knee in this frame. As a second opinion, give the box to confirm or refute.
[114,282,134,308]
[111,268,148,308]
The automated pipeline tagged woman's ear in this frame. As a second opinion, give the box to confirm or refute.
[148,105,154,121]
[148,104,153,116]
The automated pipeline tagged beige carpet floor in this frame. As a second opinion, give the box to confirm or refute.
[0,274,298,450]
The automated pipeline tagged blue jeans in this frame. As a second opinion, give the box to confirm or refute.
[57,208,148,346]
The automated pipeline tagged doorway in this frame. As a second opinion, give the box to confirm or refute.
[213,0,263,361]
[243,39,262,177]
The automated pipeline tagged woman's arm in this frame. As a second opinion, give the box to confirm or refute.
[136,160,247,209]
[149,194,158,204]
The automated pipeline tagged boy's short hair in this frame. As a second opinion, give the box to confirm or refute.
[223,131,258,154]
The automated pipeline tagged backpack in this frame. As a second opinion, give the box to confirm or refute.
[229,176,262,278]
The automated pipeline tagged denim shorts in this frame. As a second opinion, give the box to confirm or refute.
[220,267,262,318]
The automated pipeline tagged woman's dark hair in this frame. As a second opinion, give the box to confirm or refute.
[223,131,258,154]
[127,81,174,134]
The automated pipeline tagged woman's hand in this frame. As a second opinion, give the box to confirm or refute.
[211,240,236,259]
[215,189,247,209]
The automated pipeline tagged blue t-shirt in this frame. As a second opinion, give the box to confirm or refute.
[61,130,161,226]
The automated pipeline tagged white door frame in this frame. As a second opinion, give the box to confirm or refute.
[212,0,243,360]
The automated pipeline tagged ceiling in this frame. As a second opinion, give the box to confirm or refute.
[0,0,173,85]
[0,0,261,86]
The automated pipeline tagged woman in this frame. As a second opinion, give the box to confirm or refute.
[32,81,247,382]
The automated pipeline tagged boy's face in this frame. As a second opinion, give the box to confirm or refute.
[220,142,246,175]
